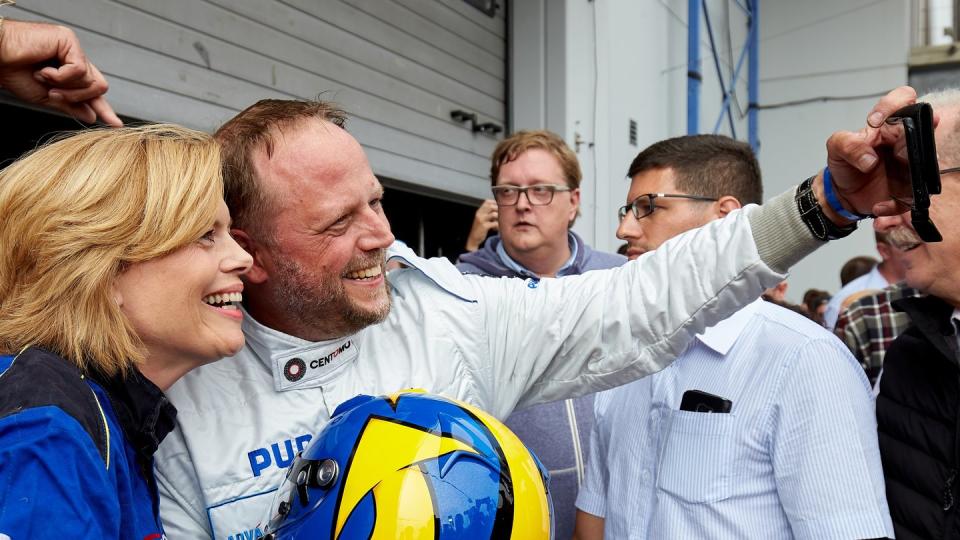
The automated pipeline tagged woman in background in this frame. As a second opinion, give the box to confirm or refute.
[0,124,252,538]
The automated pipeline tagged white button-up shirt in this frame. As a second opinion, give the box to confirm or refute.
[577,300,894,539]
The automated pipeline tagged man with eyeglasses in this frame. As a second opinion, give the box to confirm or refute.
[458,130,624,278]
[574,134,894,540]
[870,89,960,539]
[457,129,625,539]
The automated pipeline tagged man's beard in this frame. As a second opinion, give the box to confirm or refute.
[886,225,924,251]
[270,251,392,338]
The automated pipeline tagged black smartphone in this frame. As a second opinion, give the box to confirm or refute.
[883,102,943,242]
[679,390,733,414]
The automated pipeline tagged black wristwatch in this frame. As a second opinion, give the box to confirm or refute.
[795,176,858,241]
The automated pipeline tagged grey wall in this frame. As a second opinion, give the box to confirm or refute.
[6,0,507,201]
[756,0,909,302]
[513,0,909,303]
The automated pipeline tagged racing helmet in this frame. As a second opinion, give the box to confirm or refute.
[262,389,553,539]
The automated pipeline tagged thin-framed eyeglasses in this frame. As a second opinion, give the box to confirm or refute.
[491,184,572,206]
[617,193,718,221]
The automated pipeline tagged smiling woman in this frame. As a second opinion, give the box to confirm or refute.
[0,124,252,539]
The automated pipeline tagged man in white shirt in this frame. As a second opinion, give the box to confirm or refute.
[824,220,909,329]
[574,134,893,540]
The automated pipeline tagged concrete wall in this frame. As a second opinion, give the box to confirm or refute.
[515,0,909,303]
[756,0,909,301]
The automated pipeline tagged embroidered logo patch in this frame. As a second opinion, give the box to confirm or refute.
[283,358,307,382]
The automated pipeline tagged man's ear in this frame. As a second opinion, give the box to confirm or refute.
[568,188,581,223]
[716,195,743,218]
[231,228,269,284]
[876,241,893,262]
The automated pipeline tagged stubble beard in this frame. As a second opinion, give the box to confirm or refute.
[270,252,392,339]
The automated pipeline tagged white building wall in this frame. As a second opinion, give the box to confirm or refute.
[5,0,507,202]
[517,0,908,303]
[756,0,909,301]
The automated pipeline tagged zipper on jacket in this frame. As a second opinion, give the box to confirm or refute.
[943,468,957,511]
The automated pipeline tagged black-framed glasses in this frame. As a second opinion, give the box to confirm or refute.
[881,102,958,242]
[491,184,572,206]
[617,193,718,221]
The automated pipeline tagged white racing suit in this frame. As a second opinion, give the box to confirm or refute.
[155,192,820,539]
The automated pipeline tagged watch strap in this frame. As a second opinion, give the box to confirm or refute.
[795,176,858,241]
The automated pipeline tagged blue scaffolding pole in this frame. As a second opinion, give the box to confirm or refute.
[687,0,760,153]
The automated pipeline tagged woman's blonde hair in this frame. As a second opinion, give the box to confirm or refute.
[0,124,223,376]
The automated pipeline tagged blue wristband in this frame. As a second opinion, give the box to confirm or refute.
[823,167,868,221]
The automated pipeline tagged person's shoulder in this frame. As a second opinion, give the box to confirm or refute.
[835,270,877,299]
[582,248,627,270]
[753,302,866,380]
[0,347,109,464]
[752,301,846,346]
[455,236,514,277]
[574,234,627,271]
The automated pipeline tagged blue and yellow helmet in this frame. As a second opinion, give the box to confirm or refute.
[262,389,553,539]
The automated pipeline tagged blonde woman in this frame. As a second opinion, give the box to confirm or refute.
[0,125,251,538]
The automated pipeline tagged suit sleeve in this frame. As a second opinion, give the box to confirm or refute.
[0,407,118,539]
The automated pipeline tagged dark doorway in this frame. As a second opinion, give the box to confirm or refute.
[0,101,139,167]
[0,102,91,167]
[382,185,484,263]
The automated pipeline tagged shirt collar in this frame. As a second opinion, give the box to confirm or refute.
[240,307,362,392]
[495,232,578,278]
[695,298,764,355]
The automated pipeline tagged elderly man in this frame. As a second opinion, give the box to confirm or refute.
[457,130,624,539]
[155,89,918,539]
[574,134,892,540]
[873,89,960,539]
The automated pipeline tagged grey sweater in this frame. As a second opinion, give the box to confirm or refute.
[456,231,625,540]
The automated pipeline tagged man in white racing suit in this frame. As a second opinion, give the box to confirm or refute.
[155,89,919,539]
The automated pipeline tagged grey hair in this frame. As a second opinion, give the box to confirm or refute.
[921,88,960,162]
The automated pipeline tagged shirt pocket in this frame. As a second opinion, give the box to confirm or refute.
[656,409,735,504]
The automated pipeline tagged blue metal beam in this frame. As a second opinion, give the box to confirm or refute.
[703,0,737,138]
[687,0,701,135]
[687,0,759,153]
[748,0,760,153]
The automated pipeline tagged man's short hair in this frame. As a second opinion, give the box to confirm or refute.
[840,256,878,287]
[626,134,762,205]
[215,99,349,235]
[922,88,960,160]
[490,130,581,190]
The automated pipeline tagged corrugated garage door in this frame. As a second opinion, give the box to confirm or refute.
[5,0,507,201]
